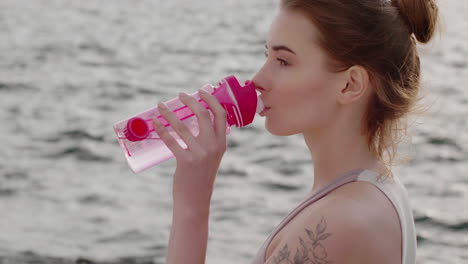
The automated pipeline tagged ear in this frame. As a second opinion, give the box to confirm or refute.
[337,65,370,105]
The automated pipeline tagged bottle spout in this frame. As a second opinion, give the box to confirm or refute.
[256,96,264,114]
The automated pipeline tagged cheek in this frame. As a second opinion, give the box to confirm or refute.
[297,81,336,126]
[267,74,338,135]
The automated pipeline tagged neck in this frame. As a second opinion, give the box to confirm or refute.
[303,110,382,194]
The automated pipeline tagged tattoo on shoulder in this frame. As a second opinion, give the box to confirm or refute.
[272,216,333,264]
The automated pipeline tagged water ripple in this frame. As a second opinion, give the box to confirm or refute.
[95,229,152,244]
[416,215,468,231]
[78,194,120,208]
[0,252,159,264]
[46,130,105,143]
[0,187,16,197]
[0,82,36,92]
[46,146,112,163]
[262,181,302,192]
[426,136,463,150]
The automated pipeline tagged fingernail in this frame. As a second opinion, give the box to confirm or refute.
[199,89,208,95]
[178,92,188,98]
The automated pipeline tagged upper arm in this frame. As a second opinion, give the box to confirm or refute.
[264,197,383,264]
[265,215,339,264]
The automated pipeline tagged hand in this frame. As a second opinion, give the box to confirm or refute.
[153,87,228,208]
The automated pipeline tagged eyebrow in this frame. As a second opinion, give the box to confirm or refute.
[265,44,296,55]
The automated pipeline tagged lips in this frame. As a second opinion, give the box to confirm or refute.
[259,107,271,116]
[257,93,270,116]
[259,95,271,116]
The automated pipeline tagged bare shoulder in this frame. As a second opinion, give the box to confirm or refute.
[265,181,401,264]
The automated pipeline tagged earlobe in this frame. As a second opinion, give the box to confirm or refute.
[337,66,369,105]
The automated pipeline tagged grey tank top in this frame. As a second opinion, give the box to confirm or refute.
[250,168,417,264]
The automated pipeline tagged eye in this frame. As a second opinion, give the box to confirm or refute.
[277,58,290,67]
[263,50,290,67]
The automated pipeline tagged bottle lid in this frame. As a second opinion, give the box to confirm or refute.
[124,117,150,142]
[223,75,258,127]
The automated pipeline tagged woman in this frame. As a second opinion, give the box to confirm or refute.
[153,0,439,263]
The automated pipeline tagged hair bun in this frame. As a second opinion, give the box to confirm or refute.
[392,0,439,43]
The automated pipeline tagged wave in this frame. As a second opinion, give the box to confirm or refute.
[426,136,463,150]
[0,187,16,197]
[95,229,152,244]
[45,130,105,143]
[2,171,29,180]
[78,194,120,208]
[0,251,159,264]
[218,167,247,177]
[415,215,468,231]
[0,82,36,92]
[263,181,301,192]
[0,171,29,197]
[46,146,112,163]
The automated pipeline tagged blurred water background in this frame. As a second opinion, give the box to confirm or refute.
[0,0,467,263]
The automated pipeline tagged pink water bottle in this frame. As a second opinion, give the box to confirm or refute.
[113,75,264,173]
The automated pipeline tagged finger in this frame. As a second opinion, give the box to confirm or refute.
[198,89,228,141]
[178,92,213,137]
[152,116,185,157]
[157,102,203,152]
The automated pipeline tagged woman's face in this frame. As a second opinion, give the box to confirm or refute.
[252,8,347,136]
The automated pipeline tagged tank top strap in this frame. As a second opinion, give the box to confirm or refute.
[254,168,366,264]
[252,168,380,264]
[271,168,365,233]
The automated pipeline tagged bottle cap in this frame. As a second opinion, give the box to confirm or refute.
[223,75,258,127]
[124,117,150,142]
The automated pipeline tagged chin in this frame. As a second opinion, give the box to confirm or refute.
[265,121,299,137]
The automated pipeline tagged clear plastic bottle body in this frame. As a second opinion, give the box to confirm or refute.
[113,85,231,173]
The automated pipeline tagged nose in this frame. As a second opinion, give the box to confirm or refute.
[251,63,270,94]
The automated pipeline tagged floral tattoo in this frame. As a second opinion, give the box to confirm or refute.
[272,216,333,264]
